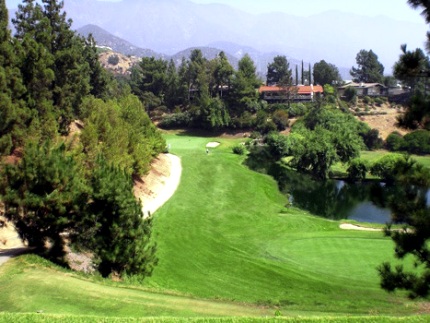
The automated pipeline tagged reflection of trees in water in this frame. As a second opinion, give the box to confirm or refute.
[269,163,367,219]
[244,148,429,221]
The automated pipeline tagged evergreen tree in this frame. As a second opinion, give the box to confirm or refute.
[165,59,180,109]
[0,140,90,262]
[313,60,342,86]
[350,49,385,83]
[266,55,291,86]
[301,60,304,85]
[0,0,29,154]
[86,157,158,278]
[83,34,111,100]
[13,0,91,133]
[229,54,261,116]
[213,51,234,98]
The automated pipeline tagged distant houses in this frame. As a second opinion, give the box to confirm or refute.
[337,81,410,101]
[259,85,324,103]
[337,82,387,97]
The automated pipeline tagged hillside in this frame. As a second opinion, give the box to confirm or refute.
[60,0,426,73]
[77,24,163,58]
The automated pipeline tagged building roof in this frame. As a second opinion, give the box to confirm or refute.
[259,85,324,94]
[338,82,386,89]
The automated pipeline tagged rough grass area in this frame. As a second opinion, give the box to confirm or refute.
[0,313,429,323]
[0,133,428,319]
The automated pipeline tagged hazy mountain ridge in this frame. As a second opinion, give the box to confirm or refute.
[7,0,428,75]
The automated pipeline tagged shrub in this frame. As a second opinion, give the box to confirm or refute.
[158,112,192,129]
[232,144,246,155]
[287,103,308,118]
[107,54,120,66]
[361,128,383,150]
[403,130,430,154]
[265,132,289,159]
[370,154,407,184]
[385,131,405,151]
[363,96,372,104]
[347,158,369,181]
[374,97,385,106]
[272,109,289,131]
[344,87,357,103]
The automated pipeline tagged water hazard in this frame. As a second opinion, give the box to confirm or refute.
[247,155,428,224]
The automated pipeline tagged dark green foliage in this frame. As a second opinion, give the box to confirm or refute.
[344,86,357,103]
[0,0,29,154]
[289,127,338,180]
[403,130,430,154]
[266,55,291,86]
[287,107,364,179]
[377,1,430,299]
[350,49,385,83]
[360,127,384,150]
[287,103,309,118]
[271,109,289,131]
[347,158,369,181]
[397,93,430,129]
[386,131,406,151]
[213,51,234,98]
[228,54,261,118]
[159,112,192,129]
[265,132,289,159]
[370,154,430,186]
[232,144,246,155]
[80,95,165,175]
[0,140,90,262]
[83,35,111,100]
[107,54,119,66]
[85,157,157,278]
[394,45,430,91]
[313,60,342,86]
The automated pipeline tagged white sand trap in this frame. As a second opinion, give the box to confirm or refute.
[206,142,220,148]
[340,223,382,231]
[134,153,182,218]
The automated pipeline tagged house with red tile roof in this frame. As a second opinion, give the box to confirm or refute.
[259,85,324,102]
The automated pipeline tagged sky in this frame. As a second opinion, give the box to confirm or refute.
[4,0,428,24]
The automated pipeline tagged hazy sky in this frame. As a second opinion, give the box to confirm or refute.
[5,0,428,24]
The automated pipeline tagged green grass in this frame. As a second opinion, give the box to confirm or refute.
[331,150,430,177]
[0,133,428,319]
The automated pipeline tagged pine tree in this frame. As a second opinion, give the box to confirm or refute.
[0,140,90,262]
[0,0,29,154]
[85,157,157,278]
[83,34,111,100]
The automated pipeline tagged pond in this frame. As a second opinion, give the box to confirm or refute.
[246,153,428,224]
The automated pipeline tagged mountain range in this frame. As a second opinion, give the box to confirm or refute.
[8,0,429,77]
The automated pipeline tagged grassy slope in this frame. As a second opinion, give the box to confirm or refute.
[0,133,427,319]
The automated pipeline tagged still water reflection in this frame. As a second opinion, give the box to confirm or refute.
[249,156,428,224]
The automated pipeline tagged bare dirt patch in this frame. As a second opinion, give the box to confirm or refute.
[353,102,409,140]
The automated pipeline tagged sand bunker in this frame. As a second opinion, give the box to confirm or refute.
[134,153,182,218]
[339,223,382,231]
[206,142,220,148]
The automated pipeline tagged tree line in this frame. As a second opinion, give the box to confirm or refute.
[0,0,164,279]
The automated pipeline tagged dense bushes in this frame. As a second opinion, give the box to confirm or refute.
[386,130,430,155]
[232,144,246,155]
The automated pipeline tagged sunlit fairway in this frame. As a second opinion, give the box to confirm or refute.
[0,132,428,320]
